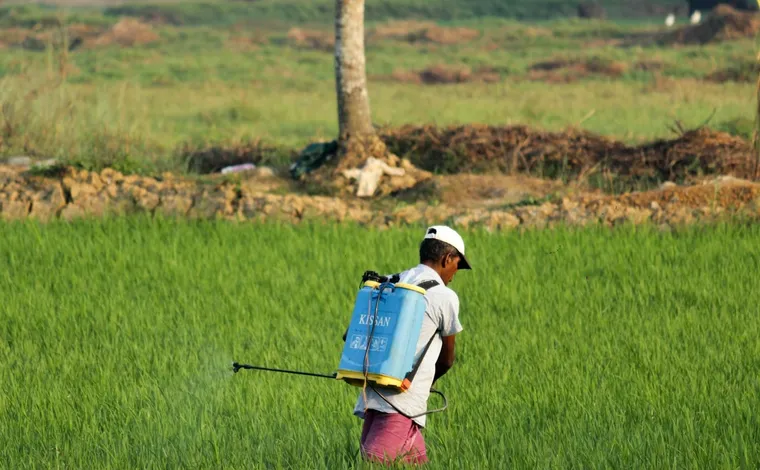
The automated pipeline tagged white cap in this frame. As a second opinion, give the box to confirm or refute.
[423,225,471,270]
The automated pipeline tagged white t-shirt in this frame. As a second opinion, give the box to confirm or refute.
[352,264,463,428]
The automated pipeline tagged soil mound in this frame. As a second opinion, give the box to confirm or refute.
[527,57,628,83]
[0,24,103,51]
[387,64,501,85]
[659,4,760,45]
[379,124,760,183]
[704,60,758,82]
[285,27,334,51]
[92,18,160,47]
[578,3,607,19]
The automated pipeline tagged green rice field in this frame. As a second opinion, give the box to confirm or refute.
[1,217,758,468]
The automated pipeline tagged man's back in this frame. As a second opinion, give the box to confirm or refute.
[352,263,463,428]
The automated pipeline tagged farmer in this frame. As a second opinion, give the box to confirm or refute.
[349,225,470,465]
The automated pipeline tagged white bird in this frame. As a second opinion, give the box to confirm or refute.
[665,13,675,27]
[690,10,701,25]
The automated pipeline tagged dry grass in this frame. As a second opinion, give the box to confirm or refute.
[0,65,155,169]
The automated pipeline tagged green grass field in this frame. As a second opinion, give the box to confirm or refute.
[1,217,758,468]
[1,1,758,175]
[3,0,689,25]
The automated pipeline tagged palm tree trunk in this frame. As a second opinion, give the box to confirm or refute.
[334,0,374,142]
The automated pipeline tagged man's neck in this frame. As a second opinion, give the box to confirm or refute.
[421,261,444,280]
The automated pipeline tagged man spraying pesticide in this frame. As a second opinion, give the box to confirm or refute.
[338,225,471,463]
[233,225,470,465]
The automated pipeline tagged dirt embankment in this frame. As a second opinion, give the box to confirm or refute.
[1,165,759,230]
[379,124,760,184]
[0,18,159,51]
[664,4,760,45]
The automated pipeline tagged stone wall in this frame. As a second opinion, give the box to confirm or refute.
[1,166,759,230]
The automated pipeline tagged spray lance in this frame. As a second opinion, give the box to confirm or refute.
[231,271,449,420]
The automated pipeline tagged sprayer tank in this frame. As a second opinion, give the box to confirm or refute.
[336,281,428,391]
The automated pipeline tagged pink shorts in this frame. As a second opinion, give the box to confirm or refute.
[360,409,428,465]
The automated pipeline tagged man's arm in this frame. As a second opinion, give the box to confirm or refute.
[433,334,456,384]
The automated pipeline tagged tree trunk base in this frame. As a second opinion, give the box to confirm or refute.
[308,134,434,199]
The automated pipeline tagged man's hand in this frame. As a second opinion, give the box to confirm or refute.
[433,334,456,384]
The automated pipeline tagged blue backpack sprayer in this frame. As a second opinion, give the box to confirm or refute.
[232,270,448,419]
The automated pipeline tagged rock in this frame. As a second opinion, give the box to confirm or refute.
[60,193,111,220]
[538,202,558,217]
[86,172,105,192]
[128,186,160,212]
[59,204,86,221]
[255,166,276,178]
[660,181,677,190]
[29,184,67,221]
[666,206,695,225]
[280,195,306,220]
[238,195,259,219]
[79,193,112,216]
[485,211,521,230]
[123,174,142,185]
[188,193,233,219]
[596,202,627,225]
[62,177,98,200]
[342,157,408,197]
[560,197,579,211]
[101,168,125,183]
[7,190,21,202]
[346,206,373,224]
[452,211,485,229]
[746,196,760,216]
[393,205,423,225]
[105,184,120,199]
[156,194,193,217]
[624,207,652,225]
[514,207,549,228]
[561,208,592,226]
[6,156,32,166]
[0,199,31,219]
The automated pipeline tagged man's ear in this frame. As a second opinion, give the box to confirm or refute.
[442,252,454,268]
[438,255,448,268]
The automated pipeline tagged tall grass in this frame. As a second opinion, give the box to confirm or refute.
[0,59,161,171]
[0,218,758,468]
[0,8,757,175]
[99,0,687,26]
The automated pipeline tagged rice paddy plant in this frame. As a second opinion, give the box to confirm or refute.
[0,217,758,468]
